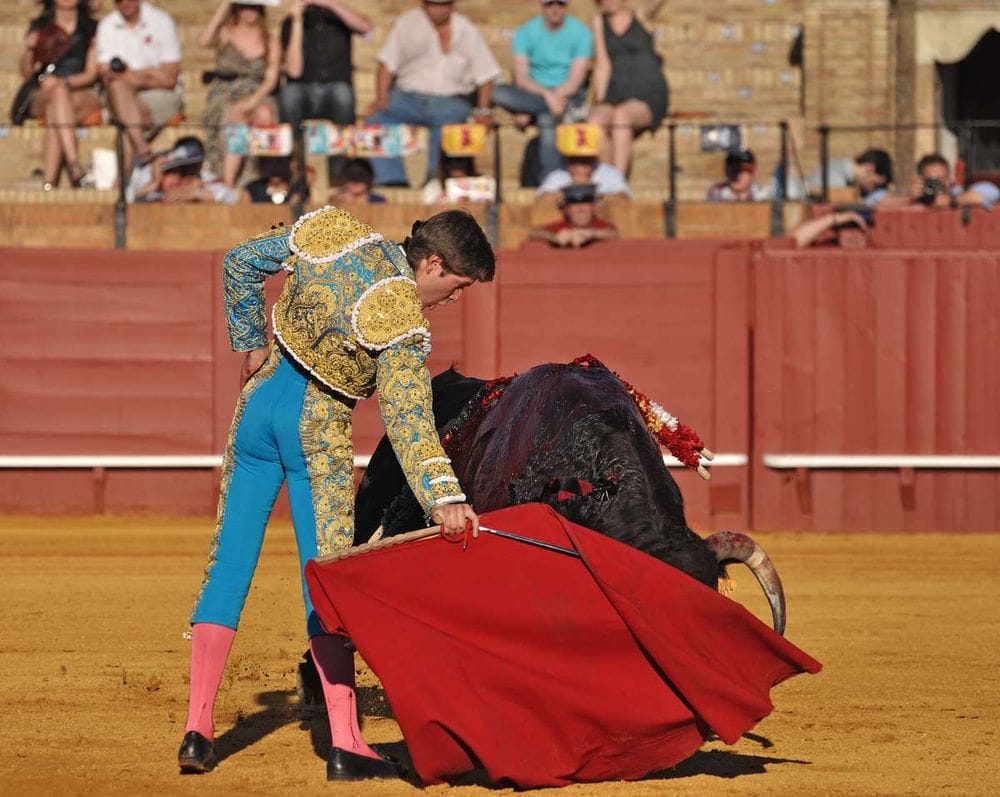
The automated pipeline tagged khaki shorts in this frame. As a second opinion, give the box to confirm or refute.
[138,88,183,128]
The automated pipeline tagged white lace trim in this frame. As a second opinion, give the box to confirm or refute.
[433,494,467,506]
[288,205,384,264]
[420,456,452,467]
[430,475,459,485]
[271,305,368,401]
[350,275,430,354]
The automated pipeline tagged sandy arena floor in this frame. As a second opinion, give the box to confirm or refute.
[1,516,998,796]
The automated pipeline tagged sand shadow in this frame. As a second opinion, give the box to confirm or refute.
[213,690,300,764]
[644,748,811,781]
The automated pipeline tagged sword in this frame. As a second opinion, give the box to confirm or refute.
[479,525,582,558]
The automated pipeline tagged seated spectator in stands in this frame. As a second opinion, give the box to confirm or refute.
[785,148,893,206]
[242,155,310,205]
[493,0,594,181]
[791,208,869,248]
[19,0,102,190]
[199,1,281,187]
[536,153,631,198]
[96,0,182,173]
[706,149,769,201]
[365,0,500,187]
[529,182,619,247]
[902,153,999,210]
[128,136,239,203]
[280,0,371,130]
[587,0,668,176]
[421,153,495,204]
[329,157,387,205]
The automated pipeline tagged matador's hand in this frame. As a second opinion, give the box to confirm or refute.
[241,346,271,387]
[431,503,480,541]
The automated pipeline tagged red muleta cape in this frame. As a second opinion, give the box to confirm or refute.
[305,504,821,788]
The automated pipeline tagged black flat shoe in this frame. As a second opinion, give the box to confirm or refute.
[326,746,401,781]
[178,730,217,774]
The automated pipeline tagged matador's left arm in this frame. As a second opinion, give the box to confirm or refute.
[222,226,293,351]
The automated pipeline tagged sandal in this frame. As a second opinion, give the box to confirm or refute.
[67,162,86,188]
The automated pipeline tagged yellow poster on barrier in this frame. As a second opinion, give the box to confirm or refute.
[441,124,487,156]
[556,123,601,157]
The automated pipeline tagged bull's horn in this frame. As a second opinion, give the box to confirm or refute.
[706,531,786,635]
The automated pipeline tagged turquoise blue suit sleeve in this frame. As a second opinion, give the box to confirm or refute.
[223,227,293,352]
[375,343,466,519]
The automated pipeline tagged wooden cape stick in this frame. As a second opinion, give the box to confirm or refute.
[313,525,441,564]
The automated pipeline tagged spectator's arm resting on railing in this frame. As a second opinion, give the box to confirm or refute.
[791,210,868,248]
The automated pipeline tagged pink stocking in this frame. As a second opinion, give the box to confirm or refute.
[184,622,237,740]
[310,635,379,758]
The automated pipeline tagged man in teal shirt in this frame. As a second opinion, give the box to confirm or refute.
[493,0,593,180]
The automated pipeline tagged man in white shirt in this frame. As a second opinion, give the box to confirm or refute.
[364,0,500,186]
[536,154,631,199]
[96,0,183,171]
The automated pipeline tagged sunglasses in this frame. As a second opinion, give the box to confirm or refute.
[543,1,568,6]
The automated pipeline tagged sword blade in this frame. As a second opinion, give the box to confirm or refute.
[479,525,582,558]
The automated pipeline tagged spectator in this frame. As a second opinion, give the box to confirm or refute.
[96,0,182,173]
[329,157,387,205]
[905,153,999,210]
[198,1,281,187]
[421,153,494,204]
[587,0,667,176]
[242,155,311,204]
[536,153,631,198]
[19,0,101,190]
[493,0,594,181]
[280,0,372,130]
[786,148,893,206]
[529,182,619,247]
[706,149,769,201]
[365,0,500,187]
[791,209,869,248]
[128,135,239,203]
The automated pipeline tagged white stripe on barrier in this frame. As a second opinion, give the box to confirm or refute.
[0,453,746,469]
[0,455,372,469]
[763,454,1000,469]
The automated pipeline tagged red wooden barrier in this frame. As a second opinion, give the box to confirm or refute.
[753,247,1000,531]
[0,241,751,530]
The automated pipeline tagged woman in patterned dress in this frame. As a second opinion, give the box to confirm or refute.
[199,1,281,185]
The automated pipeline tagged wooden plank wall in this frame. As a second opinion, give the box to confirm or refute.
[0,240,750,531]
[753,248,1000,532]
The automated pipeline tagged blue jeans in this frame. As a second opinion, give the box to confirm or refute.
[280,80,355,129]
[492,84,586,179]
[366,89,472,186]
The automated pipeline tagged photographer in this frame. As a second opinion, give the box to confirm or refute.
[907,153,999,210]
[95,0,182,175]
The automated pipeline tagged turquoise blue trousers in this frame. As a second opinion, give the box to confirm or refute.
[191,350,356,637]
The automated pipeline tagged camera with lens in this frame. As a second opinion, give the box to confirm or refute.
[110,56,127,74]
[917,177,946,206]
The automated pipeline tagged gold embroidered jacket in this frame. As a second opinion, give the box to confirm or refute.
[223,205,465,516]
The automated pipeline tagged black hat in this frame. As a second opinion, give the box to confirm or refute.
[560,182,597,205]
[160,137,205,172]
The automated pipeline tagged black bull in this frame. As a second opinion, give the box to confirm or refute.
[355,361,786,634]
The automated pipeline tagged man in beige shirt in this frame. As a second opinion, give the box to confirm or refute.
[364,0,500,186]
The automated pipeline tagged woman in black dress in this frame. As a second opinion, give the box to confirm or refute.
[587,0,668,176]
[19,0,101,189]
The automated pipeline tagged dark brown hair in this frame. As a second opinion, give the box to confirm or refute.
[402,209,495,282]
